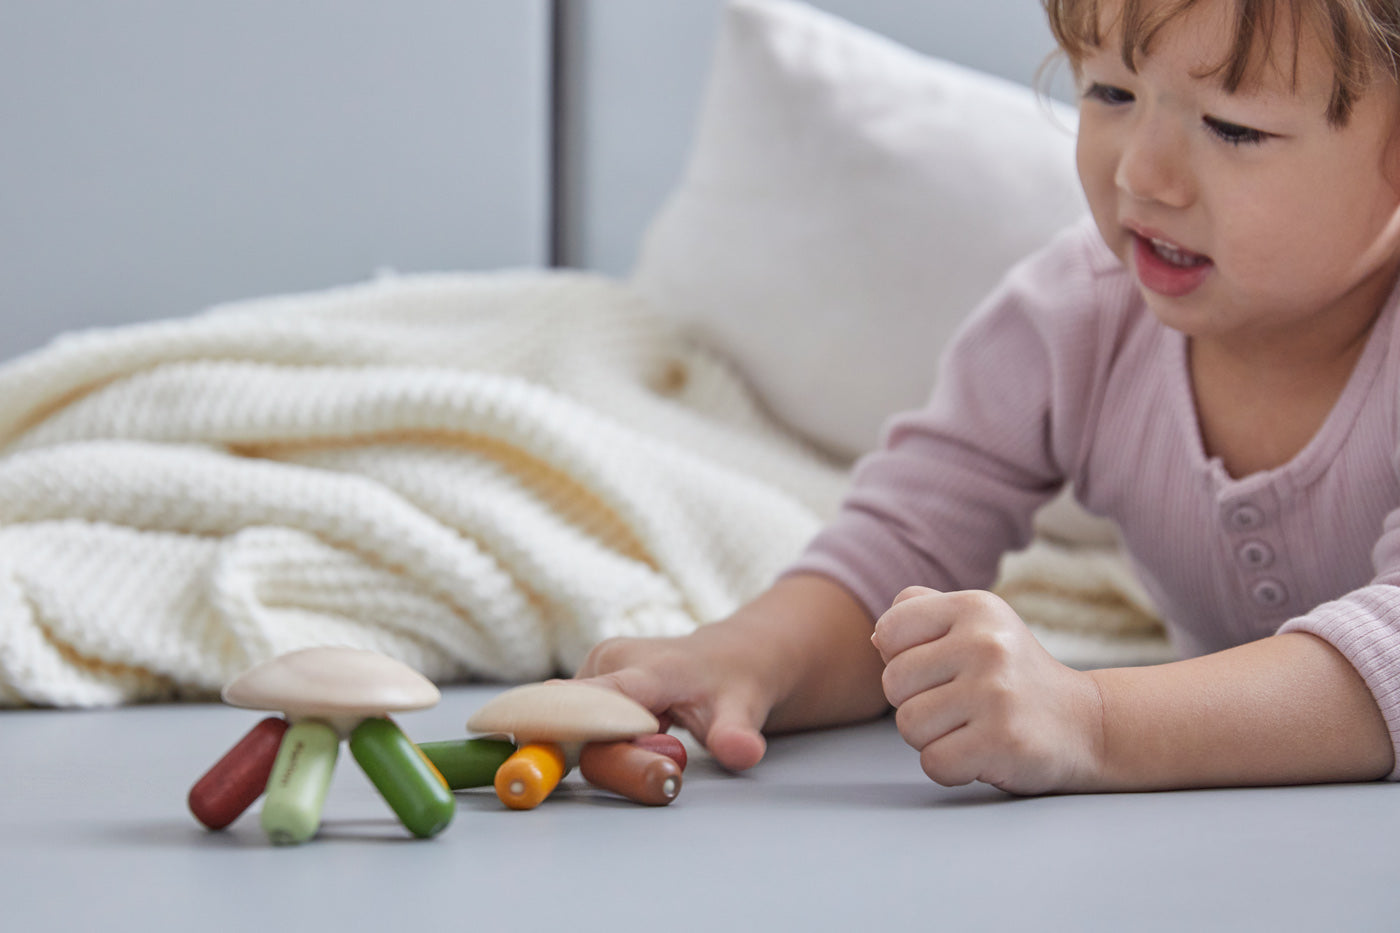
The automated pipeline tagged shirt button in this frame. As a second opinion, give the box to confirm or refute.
[1238,539,1274,569]
[1228,504,1265,531]
[1251,578,1288,608]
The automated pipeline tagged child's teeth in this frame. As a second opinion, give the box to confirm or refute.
[1151,238,1205,267]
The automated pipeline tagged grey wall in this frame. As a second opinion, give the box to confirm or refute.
[0,0,1069,359]
[556,0,1072,276]
[0,1,550,359]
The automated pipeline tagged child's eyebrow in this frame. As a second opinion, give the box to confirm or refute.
[1071,34,1330,114]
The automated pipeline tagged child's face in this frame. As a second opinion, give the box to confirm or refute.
[1075,0,1400,347]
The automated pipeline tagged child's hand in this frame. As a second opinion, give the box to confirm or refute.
[573,627,775,772]
[576,575,892,774]
[872,586,1106,795]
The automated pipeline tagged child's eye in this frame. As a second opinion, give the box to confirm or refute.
[1203,115,1270,146]
[1083,82,1134,105]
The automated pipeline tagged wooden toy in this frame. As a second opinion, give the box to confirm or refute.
[465,681,685,808]
[631,732,688,771]
[579,738,684,806]
[417,737,517,790]
[188,646,453,844]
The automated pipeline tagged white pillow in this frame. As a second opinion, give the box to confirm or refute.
[632,0,1087,463]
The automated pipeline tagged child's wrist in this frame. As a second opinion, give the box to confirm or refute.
[1080,666,1168,792]
[1077,669,1116,791]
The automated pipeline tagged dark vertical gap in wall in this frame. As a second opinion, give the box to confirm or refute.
[547,0,569,268]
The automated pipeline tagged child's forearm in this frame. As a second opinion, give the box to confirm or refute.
[718,573,889,734]
[1089,632,1394,790]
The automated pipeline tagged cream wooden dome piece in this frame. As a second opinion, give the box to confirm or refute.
[222,646,440,735]
[467,681,658,744]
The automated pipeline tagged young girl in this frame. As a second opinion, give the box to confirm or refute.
[577,0,1400,794]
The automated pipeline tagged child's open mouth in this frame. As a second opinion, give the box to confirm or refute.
[1132,232,1213,297]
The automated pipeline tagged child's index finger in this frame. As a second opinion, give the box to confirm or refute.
[871,587,954,662]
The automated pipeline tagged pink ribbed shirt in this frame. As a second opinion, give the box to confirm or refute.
[788,219,1400,778]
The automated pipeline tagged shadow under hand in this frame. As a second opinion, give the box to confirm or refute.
[729,779,1011,810]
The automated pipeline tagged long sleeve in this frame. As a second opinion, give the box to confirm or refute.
[785,215,1400,780]
[786,224,1113,619]
[1278,495,1400,779]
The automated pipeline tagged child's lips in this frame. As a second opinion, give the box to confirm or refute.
[1131,231,1213,297]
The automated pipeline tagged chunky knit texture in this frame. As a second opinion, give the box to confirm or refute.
[0,271,861,706]
[0,269,1166,707]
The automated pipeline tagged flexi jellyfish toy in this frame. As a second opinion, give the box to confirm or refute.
[188,646,454,844]
[463,681,687,809]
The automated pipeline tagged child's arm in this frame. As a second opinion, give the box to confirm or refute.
[873,586,1394,794]
[1089,628,1392,790]
[575,573,888,771]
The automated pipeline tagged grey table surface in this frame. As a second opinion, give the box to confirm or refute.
[3,683,1396,932]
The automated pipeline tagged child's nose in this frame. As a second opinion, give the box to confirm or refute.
[1115,115,1194,208]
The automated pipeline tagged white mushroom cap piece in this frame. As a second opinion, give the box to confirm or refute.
[223,646,440,736]
[467,681,658,744]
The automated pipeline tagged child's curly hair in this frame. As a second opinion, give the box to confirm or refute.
[1043,0,1400,124]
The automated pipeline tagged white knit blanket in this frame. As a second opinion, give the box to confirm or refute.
[0,271,1169,707]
